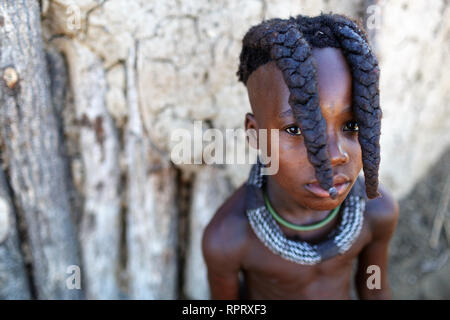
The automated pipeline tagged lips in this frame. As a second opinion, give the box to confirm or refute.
[304,174,351,198]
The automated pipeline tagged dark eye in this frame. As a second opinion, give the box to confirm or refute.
[343,120,359,132]
[285,125,302,136]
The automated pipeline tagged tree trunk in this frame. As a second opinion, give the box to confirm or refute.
[0,0,81,299]
[0,162,30,299]
[53,39,122,300]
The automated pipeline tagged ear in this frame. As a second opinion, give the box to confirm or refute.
[245,112,259,150]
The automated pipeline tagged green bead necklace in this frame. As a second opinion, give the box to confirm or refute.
[263,190,341,231]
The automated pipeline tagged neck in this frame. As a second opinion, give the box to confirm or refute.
[265,175,331,225]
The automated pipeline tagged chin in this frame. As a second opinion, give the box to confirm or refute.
[312,197,347,210]
[299,188,352,211]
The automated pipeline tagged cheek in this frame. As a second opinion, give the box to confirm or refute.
[347,138,363,170]
[274,137,311,182]
[278,135,307,161]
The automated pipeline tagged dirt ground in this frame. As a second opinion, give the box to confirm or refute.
[388,147,450,299]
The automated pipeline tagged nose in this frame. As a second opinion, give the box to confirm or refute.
[328,133,349,166]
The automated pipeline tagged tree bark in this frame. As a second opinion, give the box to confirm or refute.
[53,39,122,299]
[0,0,81,299]
[0,162,31,299]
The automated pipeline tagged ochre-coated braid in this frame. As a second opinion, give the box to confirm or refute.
[321,14,382,199]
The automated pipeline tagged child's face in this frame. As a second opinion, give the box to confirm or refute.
[245,47,363,210]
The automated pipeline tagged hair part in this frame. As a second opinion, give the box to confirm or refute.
[238,13,381,199]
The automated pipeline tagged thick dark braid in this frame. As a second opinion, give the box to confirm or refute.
[238,18,338,198]
[318,14,382,199]
[238,14,382,200]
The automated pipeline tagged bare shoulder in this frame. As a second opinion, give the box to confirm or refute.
[364,182,400,240]
[202,183,250,269]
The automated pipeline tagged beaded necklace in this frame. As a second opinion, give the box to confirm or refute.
[246,160,366,265]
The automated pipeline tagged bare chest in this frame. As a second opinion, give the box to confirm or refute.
[240,218,372,299]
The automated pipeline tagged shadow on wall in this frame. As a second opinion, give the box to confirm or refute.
[389,146,450,299]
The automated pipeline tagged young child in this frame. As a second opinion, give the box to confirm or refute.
[202,14,399,299]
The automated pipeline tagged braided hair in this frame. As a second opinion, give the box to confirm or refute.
[238,13,382,200]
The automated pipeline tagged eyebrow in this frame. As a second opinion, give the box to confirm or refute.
[278,106,353,118]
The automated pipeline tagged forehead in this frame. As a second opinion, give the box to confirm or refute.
[246,47,352,123]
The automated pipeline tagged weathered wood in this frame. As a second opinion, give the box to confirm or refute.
[0,166,31,299]
[54,39,122,299]
[184,166,232,299]
[125,45,178,299]
[0,0,81,299]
